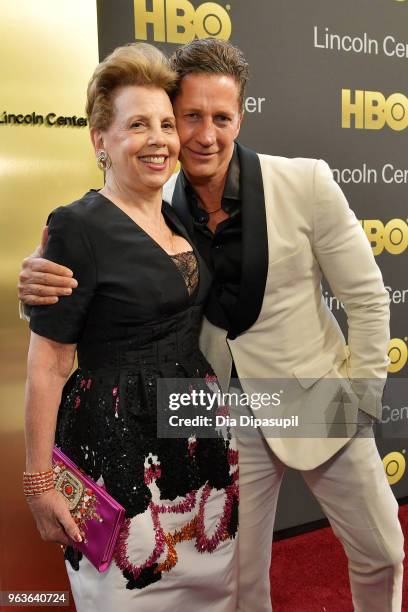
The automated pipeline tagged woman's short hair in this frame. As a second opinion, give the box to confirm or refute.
[169,38,249,110]
[86,43,178,130]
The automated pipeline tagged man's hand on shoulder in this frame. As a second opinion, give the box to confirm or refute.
[18,226,78,306]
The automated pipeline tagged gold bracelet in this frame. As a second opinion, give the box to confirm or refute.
[24,469,53,475]
[23,469,54,496]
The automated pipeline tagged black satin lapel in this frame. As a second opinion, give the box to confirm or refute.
[228,142,269,340]
[169,174,195,238]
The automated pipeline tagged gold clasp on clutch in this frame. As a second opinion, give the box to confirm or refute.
[55,469,84,511]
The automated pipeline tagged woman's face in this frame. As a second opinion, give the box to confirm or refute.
[96,85,180,194]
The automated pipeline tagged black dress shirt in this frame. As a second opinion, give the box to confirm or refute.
[180,146,243,334]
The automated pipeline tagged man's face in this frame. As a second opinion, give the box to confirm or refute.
[173,73,243,184]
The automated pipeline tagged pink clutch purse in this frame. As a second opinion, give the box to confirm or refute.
[52,447,125,572]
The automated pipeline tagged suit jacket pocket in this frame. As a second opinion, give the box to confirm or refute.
[293,353,339,389]
[292,350,359,437]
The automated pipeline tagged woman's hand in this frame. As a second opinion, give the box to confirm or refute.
[25,334,78,546]
[26,488,83,546]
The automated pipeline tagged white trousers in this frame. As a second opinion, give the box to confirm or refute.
[236,410,404,611]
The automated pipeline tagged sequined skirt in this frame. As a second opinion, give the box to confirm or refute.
[56,342,239,609]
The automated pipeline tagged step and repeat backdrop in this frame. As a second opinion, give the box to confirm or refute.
[97,0,408,528]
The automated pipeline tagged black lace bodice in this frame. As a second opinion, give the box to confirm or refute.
[170,250,199,296]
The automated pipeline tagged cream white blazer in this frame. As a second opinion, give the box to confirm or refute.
[161,144,390,470]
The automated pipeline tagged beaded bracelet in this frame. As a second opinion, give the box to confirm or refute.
[23,469,54,496]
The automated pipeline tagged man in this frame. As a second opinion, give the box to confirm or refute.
[19,39,404,611]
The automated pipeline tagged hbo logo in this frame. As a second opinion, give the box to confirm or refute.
[342,89,408,130]
[388,338,408,373]
[360,219,408,255]
[134,0,232,44]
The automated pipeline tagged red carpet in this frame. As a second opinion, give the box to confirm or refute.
[270,504,408,611]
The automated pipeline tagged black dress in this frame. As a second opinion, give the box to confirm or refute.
[29,191,239,611]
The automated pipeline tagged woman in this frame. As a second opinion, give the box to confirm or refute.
[24,43,238,611]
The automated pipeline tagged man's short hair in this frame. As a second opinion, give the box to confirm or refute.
[170,38,249,109]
